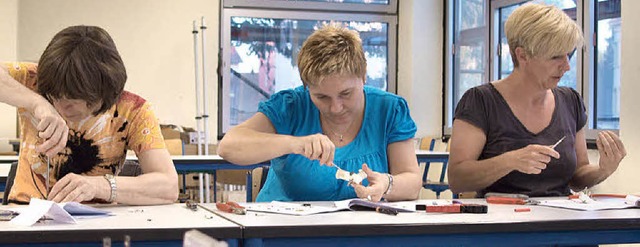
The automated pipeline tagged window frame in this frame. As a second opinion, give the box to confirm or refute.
[219,4,398,138]
[223,0,398,14]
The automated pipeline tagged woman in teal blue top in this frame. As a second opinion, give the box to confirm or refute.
[217,24,422,202]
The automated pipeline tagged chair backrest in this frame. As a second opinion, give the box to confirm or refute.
[2,162,18,205]
[120,160,142,177]
[420,138,450,197]
[419,137,436,151]
[420,137,438,183]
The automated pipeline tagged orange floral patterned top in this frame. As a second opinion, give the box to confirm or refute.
[5,62,166,203]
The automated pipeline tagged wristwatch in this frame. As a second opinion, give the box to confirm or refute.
[104,174,117,202]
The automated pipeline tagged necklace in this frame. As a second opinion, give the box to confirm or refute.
[332,131,344,142]
[323,118,354,143]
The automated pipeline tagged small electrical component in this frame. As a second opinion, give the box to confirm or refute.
[335,167,367,184]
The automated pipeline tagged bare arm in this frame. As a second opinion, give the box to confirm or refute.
[49,148,179,205]
[218,112,336,166]
[448,119,559,194]
[0,64,43,109]
[570,130,626,190]
[0,64,68,156]
[383,139,422,201]
[351,139,421,202]
[112,148,179,205]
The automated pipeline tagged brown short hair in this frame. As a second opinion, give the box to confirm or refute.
[37,25,127,114]
[297,23,366,87]
[505,3,583,67]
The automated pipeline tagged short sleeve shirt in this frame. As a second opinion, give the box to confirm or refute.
[5,62,166,203]
[454,83,587,197]
[256,86,417,202]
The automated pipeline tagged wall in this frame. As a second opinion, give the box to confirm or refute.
[594,0,640,194]
[15,0,219,141]
[398,0,443,138]
[0,0,19,150]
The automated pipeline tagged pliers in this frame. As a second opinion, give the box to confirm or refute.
[216,201,246,215]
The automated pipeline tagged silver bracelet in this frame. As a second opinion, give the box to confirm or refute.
[383,173,393,195]
[104,174,117,202]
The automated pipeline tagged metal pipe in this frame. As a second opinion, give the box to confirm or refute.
[193,20,204,204]
[201,16,211,203]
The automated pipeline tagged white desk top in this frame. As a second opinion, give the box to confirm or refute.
[0,203,241,244]
[200,198,640,238]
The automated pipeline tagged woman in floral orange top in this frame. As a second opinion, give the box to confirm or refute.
[0,25,178,205]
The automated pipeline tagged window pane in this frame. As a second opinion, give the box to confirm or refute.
[497,1,578,89]
[498,4,519,79]
[225,17,389,131]
[595,0,621,129]
[453,0,487,110]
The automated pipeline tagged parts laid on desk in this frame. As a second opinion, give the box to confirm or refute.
[417,204,488,214]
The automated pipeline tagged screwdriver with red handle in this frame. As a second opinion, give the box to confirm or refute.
[486,196,528,205]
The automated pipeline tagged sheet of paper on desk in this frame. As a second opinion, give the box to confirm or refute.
[538,196,640,211]
[244,201,343,216]
[243,199,416,216]
[10,199,112,226]
[61,202,112,216]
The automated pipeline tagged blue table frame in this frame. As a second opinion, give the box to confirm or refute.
[201,199,640,247]
[169,156,268,203]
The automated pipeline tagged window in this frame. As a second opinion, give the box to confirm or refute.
[219,0,397,137]
[444,0,621,137]
[445,0,489,129]
[594,0,621,129]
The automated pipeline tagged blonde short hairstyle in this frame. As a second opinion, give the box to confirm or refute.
[505,3,584,67]
[297,23,366,87]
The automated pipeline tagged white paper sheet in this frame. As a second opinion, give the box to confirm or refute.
[242,199,420,216]
[538,197,639,211]
[10,199,112,226]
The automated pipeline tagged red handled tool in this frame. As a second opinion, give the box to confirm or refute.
[418,204,488,214]
[486,196,528,205]
[216,201,246,215]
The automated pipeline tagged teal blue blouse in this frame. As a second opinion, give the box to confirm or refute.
[256,86,416,202]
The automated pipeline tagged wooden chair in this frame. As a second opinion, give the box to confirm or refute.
[420,137,450,199]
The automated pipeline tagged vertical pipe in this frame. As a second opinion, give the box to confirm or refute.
[201,16,212,203]
[193,20,205,204]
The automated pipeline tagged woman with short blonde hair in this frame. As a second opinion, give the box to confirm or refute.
[448,3,626,197]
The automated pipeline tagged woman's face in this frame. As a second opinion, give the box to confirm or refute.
[51,97,101,122]
[307,75,365,126]
[523,50,573,89]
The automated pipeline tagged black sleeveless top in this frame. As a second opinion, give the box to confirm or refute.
[454,83,587,197]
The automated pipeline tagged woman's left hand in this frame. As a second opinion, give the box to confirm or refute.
[596,130,626,175]
[48,173,102,203]
[351,163,390,202]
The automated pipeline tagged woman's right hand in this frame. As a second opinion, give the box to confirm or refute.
[502,144,560,174]
[33,99,68,157]
[291,133,336,166]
